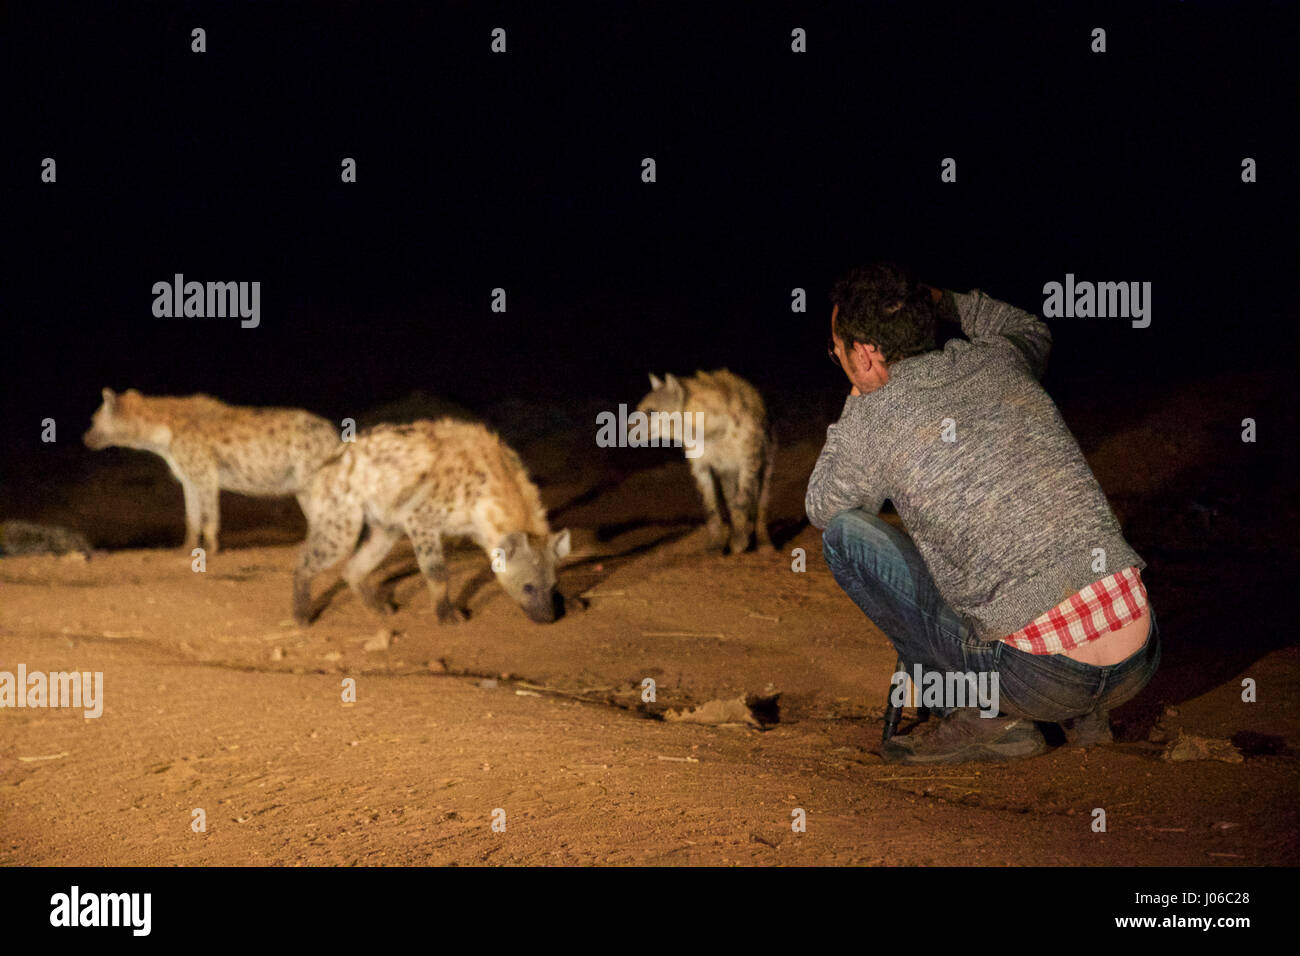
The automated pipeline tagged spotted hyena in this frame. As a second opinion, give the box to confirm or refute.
[83,389,340,553]
[293,419,571,626]
[637,369,775,553]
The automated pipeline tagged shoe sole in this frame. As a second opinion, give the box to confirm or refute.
[885,733,1048,766]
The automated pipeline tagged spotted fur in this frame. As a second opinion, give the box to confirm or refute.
[293,419,570,625]
[83,388,340,553]
[637,369,775,553]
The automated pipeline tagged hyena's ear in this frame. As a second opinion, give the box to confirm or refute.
[498,530,529,562]
[100,388,116,408]
[549,529,571,561]
[648,373,663,391]
[664,373,682,393]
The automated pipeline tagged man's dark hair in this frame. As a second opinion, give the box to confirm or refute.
[830,261,940,363]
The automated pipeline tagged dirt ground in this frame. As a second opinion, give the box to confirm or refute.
[1,371,1297,866]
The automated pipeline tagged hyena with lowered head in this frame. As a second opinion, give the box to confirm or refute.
[637,369,775,553]
[293,419,571,626]
[83,389,340,553]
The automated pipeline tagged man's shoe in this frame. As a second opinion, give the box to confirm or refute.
[882,708,1047,764]
[1062,709,1114,747]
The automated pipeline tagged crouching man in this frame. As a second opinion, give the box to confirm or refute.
[807,262,1159,764]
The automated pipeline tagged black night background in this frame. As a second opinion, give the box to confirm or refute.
[1,0,1297,883]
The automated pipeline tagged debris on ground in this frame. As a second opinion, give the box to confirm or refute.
[1162,731,1245,764]
[363,629,393,652]
[664,696,761,728]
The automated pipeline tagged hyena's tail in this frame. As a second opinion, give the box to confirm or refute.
[755,430,777,550]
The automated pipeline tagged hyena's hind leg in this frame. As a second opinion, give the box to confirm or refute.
[754,433,777,551]
[293,505,365,625]
[688,458,727,550]
[341,523,402,615]
[404,508,464,623]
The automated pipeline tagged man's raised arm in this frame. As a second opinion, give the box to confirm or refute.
[949,288,1052,380]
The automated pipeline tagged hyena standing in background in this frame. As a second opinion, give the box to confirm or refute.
[83,389,340,553]
[637,369,775,553]
[293,420,571,626]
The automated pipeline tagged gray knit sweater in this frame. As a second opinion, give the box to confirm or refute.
[806,289,1144,642]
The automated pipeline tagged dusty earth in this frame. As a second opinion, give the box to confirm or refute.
[1,371,1297,866]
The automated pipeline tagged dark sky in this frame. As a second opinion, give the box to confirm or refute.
[5,2,1296,462]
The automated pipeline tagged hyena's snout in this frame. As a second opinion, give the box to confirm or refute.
[520,587,565,624]
[82,427,108,449]
[497,529,571,624]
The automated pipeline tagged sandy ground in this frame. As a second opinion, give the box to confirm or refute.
[1,372,1297,866]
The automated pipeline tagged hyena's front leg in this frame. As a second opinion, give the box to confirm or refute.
[198,476,221,554]
[405,518,464,623]
[688,459,726,550]
[720,468,754,554]
[341,524,401,615]
[728,465,764,554]
[180,478,203,552]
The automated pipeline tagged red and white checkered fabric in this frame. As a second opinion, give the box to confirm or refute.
[1001,566,1148,655]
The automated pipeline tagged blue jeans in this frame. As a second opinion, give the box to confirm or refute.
[821,509,1160,722]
